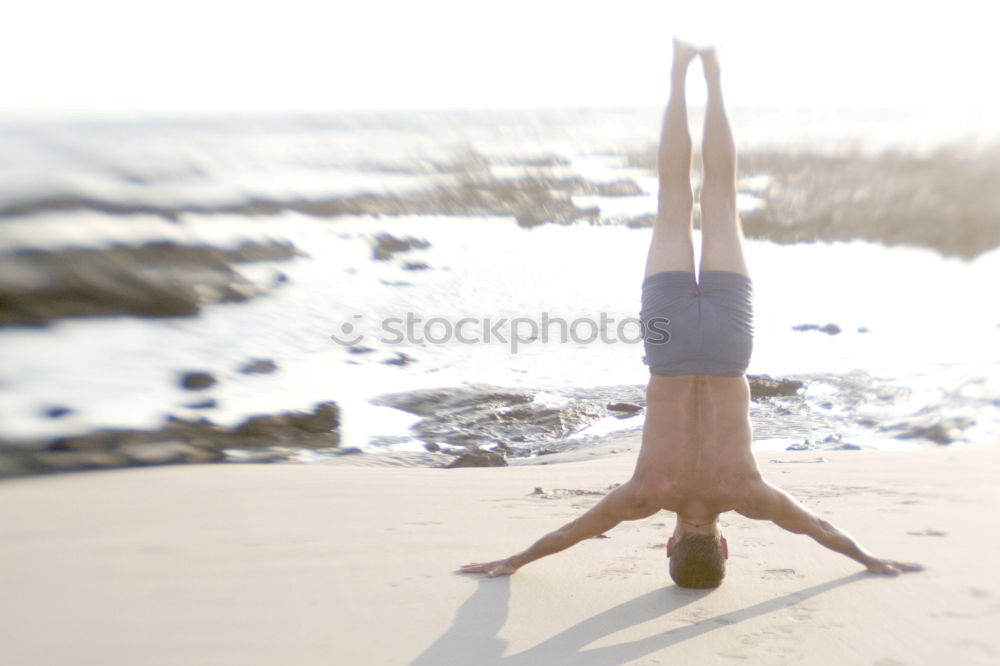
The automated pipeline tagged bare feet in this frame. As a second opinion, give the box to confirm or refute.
[700,47,721,83]
[672,38,698,75]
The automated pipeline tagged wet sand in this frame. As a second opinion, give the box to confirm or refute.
[0,441,997,665]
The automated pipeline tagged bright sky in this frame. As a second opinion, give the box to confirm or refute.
[4,0,999,117]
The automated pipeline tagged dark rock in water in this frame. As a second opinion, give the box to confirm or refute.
[372,233,430,260]
[892,423,955,445]
[607,402,643,418]
[286,402,340,433]
[786,440,819,451]
[184,399,218,409]
[382,352,416,366]
[375,385,534,417]
[424,442,441,453]
[121,441,222,465]
[624,214,656,228]
[43,405,74,419]
[792,323,841,335]
[0,399,342,478]
[180,371,216,390]
[347,345,375,354]
[234,402,340,441]
[445,449,507,468]
[747,374,804,399]
[0,240,299,327]
[238,358,278,374]
[27,450,132,473]
[373,384,606,453]
[594,180,643,196]
[401,261,430,271]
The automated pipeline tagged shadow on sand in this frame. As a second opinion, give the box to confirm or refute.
[410,573,865,666]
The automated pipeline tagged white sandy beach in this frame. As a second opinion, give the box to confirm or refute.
[1,442,998,666]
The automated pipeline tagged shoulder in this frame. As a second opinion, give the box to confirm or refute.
[734,482,820,534]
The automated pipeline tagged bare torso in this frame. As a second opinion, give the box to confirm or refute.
[635,375,763,520]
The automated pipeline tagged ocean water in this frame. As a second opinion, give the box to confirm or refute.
[1,108,998,457]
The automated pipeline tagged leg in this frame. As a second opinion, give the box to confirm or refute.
[698,48,749,277]
[644,39,697,278]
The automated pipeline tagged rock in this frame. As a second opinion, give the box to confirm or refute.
[401,261,430,271]
[894,423,954,445]
[0,241,298,327]
[233,402,341,445]
[792,323,841,335]
[43,405,74,419]
[594,180,643,196]
[30,450,131,472]
[1,400,341,477]
[180,371,216,390]
[286,402,340,433]
[374,385,605,451]
[375,385,534,417]
[424,442,441,453]
[347,345,375,354]
[445,449,507,468]
[372,233,430,260]
[121,442,222,465]
[747,374,804,399]
[238,359,278,374]
[382,352,416,366]
[857,327,869,333]
[624,214,656,228]
[786,440,818,451]
[48,436,108,452]
[184,399,218,409]
[607,402,643,418]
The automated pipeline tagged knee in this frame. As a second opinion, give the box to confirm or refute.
[658,192,694,218]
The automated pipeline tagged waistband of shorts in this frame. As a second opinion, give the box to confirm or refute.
[648,357,748,377]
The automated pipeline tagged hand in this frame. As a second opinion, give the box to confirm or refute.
[865,558,924,576]
[459,558,520,577]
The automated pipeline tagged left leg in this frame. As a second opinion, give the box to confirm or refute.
[698,48,749,277]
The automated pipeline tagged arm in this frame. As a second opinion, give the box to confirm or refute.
[460,480,658,577]
[741,483,923,575]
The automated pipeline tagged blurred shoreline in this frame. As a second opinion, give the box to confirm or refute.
[1,108,998,476]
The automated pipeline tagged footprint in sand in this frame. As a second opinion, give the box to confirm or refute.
[761,568,803,580]
[589,556,640,580]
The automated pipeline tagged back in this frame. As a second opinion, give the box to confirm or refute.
[636,374,760,513]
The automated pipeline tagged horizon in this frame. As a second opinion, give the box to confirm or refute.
[4,0,999,120]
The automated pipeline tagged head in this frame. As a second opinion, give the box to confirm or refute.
[667,521,728,589]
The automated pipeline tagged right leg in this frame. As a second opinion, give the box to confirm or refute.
[698,48,749,277]
[644,39,697,278]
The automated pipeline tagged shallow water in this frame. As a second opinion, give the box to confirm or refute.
[2,212,998,454]
[2,108,999,459]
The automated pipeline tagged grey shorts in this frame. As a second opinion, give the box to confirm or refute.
[640,270,754,377]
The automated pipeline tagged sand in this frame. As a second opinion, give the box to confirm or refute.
[1,442,998,666]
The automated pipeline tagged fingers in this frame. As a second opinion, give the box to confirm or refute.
[892,561,924,573]
[459,562,491,573]
[867,559,925,576]
[458,561,515,577]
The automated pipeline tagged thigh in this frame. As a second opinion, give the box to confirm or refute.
[645,212,695,277]
[699,199,749,277]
